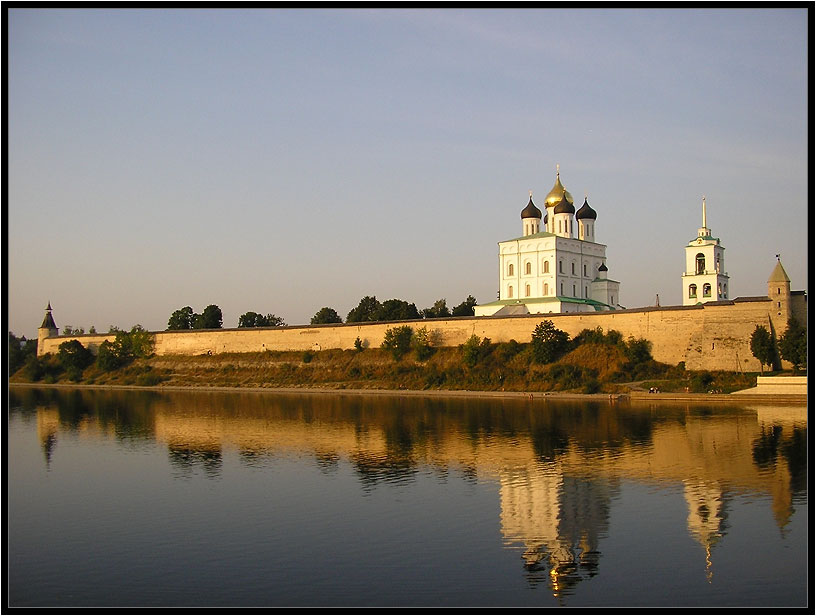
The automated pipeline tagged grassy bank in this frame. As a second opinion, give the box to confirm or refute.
[10,340,766,394]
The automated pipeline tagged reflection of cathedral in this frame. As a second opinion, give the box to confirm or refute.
[499,464,617,598]
[684,481,728,583]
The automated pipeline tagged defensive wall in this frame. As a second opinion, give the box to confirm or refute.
[38,293,807,372]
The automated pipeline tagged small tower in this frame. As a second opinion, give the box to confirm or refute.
[38,302,59,356]
[768,256,791,323]
[590,262,620,308]
[520,191,542,237]
[576,195,597,241]
[682,196,729,305]
[552,192,575,238]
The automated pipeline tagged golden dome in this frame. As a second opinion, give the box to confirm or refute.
[544,168,574,207]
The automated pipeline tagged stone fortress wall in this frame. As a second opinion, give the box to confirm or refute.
[38,292,807,372]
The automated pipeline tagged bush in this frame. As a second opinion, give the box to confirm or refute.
[495,340,523,363]
[23,354,45,382]
[461,334,492,368]
[412,326,434,361]
[135,371,164,386]
[382,326,414,360]
[583,375,601,394]
[354,337,364,352]
[690,371,715,393]
[302,351,314,363]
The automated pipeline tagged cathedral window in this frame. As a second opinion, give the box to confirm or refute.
[543,260,549,273]
[571,263,575,275]
[703,283,711,297]
[573,284,576,296]
[560,283,564,295]
[689,284,697,298]
[696,253,705,275]
[508,285,514,298]
[508,263,514,277]
[559,261,563,273]
[611,295,615,305]
[585,287,588,298]
[525,262,531,275]
[583,264,587,277]
[544,283,549,295]
[525,284,531,297]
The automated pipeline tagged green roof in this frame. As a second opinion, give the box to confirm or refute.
[478,296,615,311]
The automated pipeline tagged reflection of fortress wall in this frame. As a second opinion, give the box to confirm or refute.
[38,296,803,370]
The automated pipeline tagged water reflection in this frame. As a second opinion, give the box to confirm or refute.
[10,387,807,600]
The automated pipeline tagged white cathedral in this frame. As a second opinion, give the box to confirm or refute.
[475,167,621,316]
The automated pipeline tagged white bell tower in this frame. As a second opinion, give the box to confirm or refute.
[681,196,729,305]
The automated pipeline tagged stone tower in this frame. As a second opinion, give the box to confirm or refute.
[767,257,792,333]
[37,302,59,356]
[682,196,729,305]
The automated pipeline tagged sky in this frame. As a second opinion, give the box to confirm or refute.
[7,8,810,338]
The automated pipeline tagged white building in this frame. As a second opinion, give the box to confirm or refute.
[475,167,621,316]
[681,196,729,305]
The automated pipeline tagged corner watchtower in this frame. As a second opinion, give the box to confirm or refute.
[37,302,59,356]
[767,256,792,330]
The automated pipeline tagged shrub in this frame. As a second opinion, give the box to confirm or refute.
[779,318,807,372]
[382,325,414,360]
[583,376,601,394]
[302,351,314,363]
[57,340,94,376]
[495,339,523,363]
[690,371,715,392]
[136,371,164,386]
[461,334,492,368]
[412,326,434,361]
[354,337,364,352]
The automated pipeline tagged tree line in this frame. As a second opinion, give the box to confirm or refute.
[164,295,478,330]
[750,318,807,373]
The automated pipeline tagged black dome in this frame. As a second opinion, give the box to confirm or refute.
[553,192,575,215]
[576,197,597,220]
[520,197,542,220]
[598,262,608,272]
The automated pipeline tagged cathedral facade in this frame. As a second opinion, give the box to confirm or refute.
[475,167,621,317]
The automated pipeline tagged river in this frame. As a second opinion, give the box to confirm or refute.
[7,386,808,608]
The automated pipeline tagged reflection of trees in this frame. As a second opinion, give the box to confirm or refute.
[168,444,223,478]
[753,424,808,497]
[350,451,417,489]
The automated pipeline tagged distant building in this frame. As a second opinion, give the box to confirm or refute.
[475,166,620,316]
[682,196,729,305]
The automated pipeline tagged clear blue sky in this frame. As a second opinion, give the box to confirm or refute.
[8,8,809,338]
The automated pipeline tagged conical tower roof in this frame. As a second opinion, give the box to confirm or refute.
[40,303,57,330]
[768,259,790,283]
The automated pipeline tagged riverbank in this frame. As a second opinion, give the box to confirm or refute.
[9,381,807,404]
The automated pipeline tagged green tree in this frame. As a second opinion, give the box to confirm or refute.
[311,307,342,325]
[530,320,570,364]
[381,325,414,360]
[57,339,94,381]
[750,325,776,373]
[194,305,223,329]
[9,332,37,374]
[96,340,121,371]
[378,299,421,321]
[451,295,478,317]
[239,312,285,327]
[167,306,194,330]
[346,296,382,323]
[624,337,653,365]
[779,318,807,373]
[422,299,450,319]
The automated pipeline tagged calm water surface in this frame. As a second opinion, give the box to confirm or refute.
[7,387,808,608]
